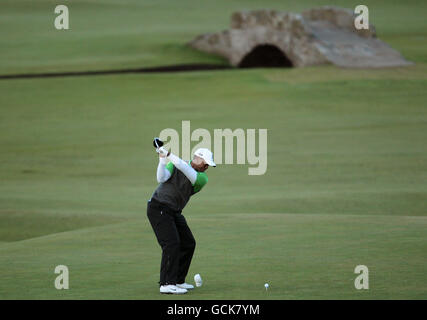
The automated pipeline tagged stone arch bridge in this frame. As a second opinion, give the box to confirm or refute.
[188,7,412,68]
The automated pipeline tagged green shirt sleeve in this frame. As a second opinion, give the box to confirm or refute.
[165,161,174,174]
[193,172,208,193]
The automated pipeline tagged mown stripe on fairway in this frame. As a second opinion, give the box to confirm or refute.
[0,210,128,242]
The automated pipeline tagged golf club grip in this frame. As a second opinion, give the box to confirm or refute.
[153,137,164,149]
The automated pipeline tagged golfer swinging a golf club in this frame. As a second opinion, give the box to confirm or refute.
[147,138,216,294]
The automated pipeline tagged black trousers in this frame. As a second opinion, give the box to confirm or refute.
[147,199,196,286]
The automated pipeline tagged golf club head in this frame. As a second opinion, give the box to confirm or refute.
[153,137,164,149]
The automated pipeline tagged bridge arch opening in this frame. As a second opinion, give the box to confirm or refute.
[238,44,293,68]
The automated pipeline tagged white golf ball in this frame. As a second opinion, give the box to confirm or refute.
[264,283,269,289]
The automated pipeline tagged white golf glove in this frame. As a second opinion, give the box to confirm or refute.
[156,146,169,157]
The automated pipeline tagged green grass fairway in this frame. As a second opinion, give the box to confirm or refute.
[1,214,425,299]
[1,0,426,299]
[1,0,427,74]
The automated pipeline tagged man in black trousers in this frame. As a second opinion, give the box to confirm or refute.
[147,144,216,294]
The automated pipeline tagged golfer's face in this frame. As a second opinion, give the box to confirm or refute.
[193,156,209,172]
